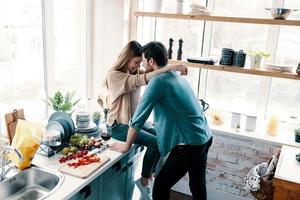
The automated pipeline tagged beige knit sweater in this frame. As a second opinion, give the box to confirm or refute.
[106,70,147,126]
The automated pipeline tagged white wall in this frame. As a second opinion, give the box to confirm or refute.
[91,0,129,98]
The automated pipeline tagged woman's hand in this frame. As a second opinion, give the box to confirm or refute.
[170,64,188,75]
[109,142,130,153]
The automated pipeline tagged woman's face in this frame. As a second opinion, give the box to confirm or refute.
[127,56,142,73]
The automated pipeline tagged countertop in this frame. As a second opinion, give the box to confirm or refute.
[32,140,128,200]
[275,145,300,184]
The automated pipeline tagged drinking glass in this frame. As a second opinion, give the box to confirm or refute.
[100,124,112,147]
[44,130,61,168]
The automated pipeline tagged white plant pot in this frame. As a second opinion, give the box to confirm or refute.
[231,112,241,129]
[250,55,263,69]
[245,115,257,132]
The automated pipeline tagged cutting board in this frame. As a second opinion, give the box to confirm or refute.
[58,154,110,178]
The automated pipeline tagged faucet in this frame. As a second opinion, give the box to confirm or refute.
[0,146,23,181]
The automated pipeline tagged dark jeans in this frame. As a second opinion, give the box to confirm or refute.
[153,137,213,200]
[111,122,160,178]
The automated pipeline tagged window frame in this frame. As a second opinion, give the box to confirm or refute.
[132,0,300,123]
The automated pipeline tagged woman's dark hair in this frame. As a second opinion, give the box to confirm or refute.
[140,41,168,67]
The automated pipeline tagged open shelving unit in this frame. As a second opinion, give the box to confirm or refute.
[135,11,300,80]
[135,11,300,26]
[169,60,300,80]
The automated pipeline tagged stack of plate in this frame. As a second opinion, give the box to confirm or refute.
[76,121,101,137]
[266,63,293,72]
[46,112,75,143]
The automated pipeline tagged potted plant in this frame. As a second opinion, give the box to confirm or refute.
[92,111,102,126]
[295,128,300,143]
[248,50,270,69]
[43,91,81,116]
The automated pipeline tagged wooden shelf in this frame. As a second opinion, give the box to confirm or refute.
[135,11,300,26]
[169,60,300,80]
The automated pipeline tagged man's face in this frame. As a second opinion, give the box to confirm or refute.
[142,53,153,71]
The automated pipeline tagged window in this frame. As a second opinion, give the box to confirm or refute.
[268,0,300,122]
[0,0,44,123]
[0,0,88,134]
[49,0,87,98]
[205,72,261,115]
[136,0,300,127]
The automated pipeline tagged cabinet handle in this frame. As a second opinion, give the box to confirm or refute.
[79,185,92,199]
[128,161,133,167]
[122,161,134,172]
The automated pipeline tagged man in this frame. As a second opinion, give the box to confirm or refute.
[110,41,212,200]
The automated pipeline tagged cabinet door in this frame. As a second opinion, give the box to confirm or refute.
[69,177,100,200]
[99,171,127,200]
[99,156,128,199]
[125,146,143,200]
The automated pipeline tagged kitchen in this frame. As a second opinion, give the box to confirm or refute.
[1,0,300,199]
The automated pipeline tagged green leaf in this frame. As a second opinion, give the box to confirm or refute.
[43,90,81,115]
[72,98,81,106]
[61,102,72,112]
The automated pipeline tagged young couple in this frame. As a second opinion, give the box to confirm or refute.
[106,40,212,200]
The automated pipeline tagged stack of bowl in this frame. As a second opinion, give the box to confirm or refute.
[76,112,91,129]
[76,112,100,137]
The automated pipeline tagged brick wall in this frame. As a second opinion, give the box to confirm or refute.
[205,133,281,199]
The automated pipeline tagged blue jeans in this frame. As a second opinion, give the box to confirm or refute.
[111,122,160,178]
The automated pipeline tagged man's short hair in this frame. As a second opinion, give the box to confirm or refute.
[140,41,168,67]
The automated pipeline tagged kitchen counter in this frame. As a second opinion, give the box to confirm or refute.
[32,141,131,200]
[275,145,300,184]
[273,145,300,199]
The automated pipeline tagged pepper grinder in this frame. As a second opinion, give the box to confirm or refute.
[177,38,183,60]
[168,38,174,59]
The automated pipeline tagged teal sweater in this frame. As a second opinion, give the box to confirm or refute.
[130,72,212,156]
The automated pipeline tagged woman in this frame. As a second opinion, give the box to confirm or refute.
[106,40,186,199]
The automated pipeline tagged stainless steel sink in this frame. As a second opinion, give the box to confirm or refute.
[0,166,64,200]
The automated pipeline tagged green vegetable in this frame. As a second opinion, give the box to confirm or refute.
[79,137,90,148]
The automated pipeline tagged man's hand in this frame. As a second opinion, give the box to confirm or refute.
[109,142,130,153]
[170,64,188,75]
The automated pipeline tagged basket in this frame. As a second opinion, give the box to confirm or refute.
[250,172,274,200]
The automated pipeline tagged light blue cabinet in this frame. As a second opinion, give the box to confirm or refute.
[70,145,143,200]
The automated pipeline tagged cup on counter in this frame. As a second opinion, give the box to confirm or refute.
[245,115,257,132]
[266,115,280,136]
